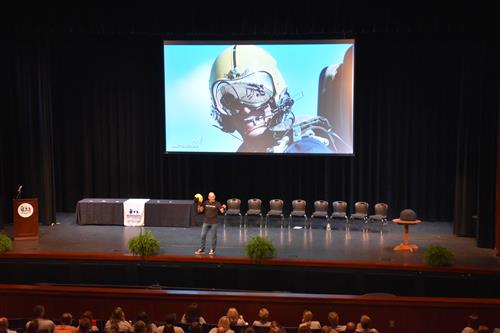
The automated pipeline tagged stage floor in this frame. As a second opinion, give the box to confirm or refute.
[2,213,498,269]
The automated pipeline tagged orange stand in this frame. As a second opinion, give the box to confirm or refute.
[392,219,421,252]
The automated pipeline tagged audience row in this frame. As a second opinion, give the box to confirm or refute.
[1,304,497,333]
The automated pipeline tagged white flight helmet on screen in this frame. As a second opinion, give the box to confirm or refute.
[209,45,294,134]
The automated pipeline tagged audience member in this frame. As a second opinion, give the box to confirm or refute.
[209,316,234,333]
[78,318,92,333]
[299,310,321,330]
[226,308,247,326]
[344,323,356,333]
[180,303,206,325]
[298,325,312,333]
[244,328,255,333]
[477,326,490,333]
[106,323,120,333]
[355,315,378,333]
[26,320,39,333]
[55,313,78,333]
[252,308,271,327]
[135,312,157,333]
[0,317,17,333]
[80,311,99,332]
[327,312,345,332]
[25,305,56,333]
[270,321,286,333]
[133,321,147,333]
[321,325,334,333]
[105,307,132,332]
[462,315,480,333]
[158,314,184,333]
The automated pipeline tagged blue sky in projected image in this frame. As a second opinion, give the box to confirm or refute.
[164,43,352,152]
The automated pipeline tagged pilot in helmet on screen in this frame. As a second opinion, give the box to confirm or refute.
[209,45,350,153]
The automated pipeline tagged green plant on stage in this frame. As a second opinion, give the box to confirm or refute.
[245,235,276,262]
[0,233,13,254]
[424,244,455,266]
[128,229,160,256]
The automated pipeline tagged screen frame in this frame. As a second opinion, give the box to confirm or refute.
[162,38,356,157]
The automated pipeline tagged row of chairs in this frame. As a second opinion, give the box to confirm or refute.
[224,199,389,229]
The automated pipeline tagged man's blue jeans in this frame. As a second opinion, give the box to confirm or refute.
[200,222,217,250]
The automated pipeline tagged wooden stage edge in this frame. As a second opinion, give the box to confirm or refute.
[1,250,498,275]
[1,284,500,307]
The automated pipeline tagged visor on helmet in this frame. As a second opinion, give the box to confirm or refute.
[212,71,275,116]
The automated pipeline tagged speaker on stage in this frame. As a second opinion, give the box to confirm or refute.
[13,198,39,241]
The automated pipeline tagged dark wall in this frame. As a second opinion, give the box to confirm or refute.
[1,3,498,247]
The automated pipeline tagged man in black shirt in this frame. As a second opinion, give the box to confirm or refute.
[195,192,226,255]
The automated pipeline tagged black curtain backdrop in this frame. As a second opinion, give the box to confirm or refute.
[1,3,498,248]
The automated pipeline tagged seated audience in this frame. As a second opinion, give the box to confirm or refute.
[477,326,490,333]
[270,321,286,333]
[0,317,17,333]
[462,315,480,333]
[78,318,92,333]
[321,325,334,333]
[180,303,206,325]
[209,316,234,333]
[133,321,147,333]
[105,307,132,332]
[327,312,345,332]
[227,308,247,326]
[344,323,356,333]
[25,305,56,333]
[26,320,39,333]
[298,326,312,333]
[135,312,157,333]
[80,311,99,332]
[55,313,78,333]
[106,323,120,333]
[355,316,378,333]
[157,314,184,333]
[299,310,321,330]
[252,308,271,327]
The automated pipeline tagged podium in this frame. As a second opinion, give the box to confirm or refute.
[13,198,39,241]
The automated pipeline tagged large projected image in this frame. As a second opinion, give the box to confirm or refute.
[164,41,354,154]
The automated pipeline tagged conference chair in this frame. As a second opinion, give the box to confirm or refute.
[224,198,243,227]
[310,200,330,229]
[330,200,349,229]
[349,201,369,231]
[266,199,285,227]
[367,202,389,232]
[289,199,308,228]
[244,198,263,227]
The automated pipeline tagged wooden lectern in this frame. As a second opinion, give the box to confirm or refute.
[13,198,39,241]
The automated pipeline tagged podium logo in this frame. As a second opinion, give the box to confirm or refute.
[18,203,34,218]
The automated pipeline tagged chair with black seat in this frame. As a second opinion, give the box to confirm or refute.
[367,202,389,232]
[289,199,308,228]
[349,201,369,231]
[330,201,349,229]
[244,198,263,227]
[224,198,242,227]
[266,199,284,227]
[310,200,330,229]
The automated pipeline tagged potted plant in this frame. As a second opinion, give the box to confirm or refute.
[128,229,160,256]
[0,233,13,254]
[424,244,455,266]
[245,235,276,262]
